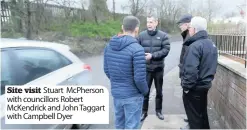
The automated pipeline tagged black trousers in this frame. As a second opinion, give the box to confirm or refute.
[143,69,164,113]
[183,88,210,129]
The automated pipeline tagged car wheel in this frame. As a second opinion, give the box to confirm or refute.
[71,124,90,129]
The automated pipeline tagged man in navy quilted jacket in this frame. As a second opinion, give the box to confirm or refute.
[103,16,149,129]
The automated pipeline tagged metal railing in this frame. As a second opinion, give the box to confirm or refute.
[209,33,246,68]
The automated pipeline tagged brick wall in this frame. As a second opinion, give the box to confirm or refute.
[208,63,246,129]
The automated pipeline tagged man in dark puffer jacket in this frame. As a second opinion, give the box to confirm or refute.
[138,15,170,121]
[104,16,149,129]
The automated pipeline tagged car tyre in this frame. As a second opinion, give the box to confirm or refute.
[71,124,90,129]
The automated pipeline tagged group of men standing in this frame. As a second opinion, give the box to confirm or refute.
[104,14,218,129]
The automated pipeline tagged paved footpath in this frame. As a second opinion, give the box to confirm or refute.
[141,67,223,129]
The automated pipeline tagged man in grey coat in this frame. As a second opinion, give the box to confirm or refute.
[138,15,170,121]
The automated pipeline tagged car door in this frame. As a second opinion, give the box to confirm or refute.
[0,47,73,129]
[0,49,36,129]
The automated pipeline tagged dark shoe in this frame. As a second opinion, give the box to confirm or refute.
[156,112,164,120]
[141,112,148,122]
[184,118,188,122]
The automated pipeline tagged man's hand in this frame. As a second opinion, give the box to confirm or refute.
[145,53,152,60]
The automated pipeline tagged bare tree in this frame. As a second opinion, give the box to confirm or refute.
[151,0,182,30]
[123,0,148,16]
[206,0,221,22]
[7,0,33,39]
[25,0,31,39]
[112,0,116,20]
[80,0,87,22]
[33,0,52,34]
[121,5,129,15]
[89,0,109,24]
[191,0,220,22]
[53,0,77,19]
[9,0,22,32]
[179,0,193,14]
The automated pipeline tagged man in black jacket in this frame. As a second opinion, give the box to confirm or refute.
[177,14,192,78]
[177,14,192,124]
[180,16,218,129]
[138,15,170,121]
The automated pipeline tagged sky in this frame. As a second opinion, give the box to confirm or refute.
[105,0,246,17]
[26,0,246,18]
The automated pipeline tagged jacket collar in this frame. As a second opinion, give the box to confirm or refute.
[181,29,189,42]
[147,28,158,36]
[184,30,208,46]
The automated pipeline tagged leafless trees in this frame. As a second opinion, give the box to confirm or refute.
[1,0,226,39]
[89,0,109,24]
[122,0,148,16]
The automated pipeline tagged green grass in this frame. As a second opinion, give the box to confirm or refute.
[50,20,122,38]
[70,20,122,38]
[49,19,182,38]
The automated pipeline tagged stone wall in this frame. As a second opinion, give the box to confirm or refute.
[208,57,246,129]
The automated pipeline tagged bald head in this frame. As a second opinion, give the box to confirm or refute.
[122,16,140,33]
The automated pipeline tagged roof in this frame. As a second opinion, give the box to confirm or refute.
[0,38,70,50]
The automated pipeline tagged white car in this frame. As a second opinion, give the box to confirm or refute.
[0,38,92,129]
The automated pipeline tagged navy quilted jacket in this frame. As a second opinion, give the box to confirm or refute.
[104,35,149,99]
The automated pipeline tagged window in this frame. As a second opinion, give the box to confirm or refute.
[12,48,72,85]
[1,51,13,95]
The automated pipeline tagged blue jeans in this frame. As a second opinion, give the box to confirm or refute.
[113,96,144,129]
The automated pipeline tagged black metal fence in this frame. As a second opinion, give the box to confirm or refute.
[209,34,246,68]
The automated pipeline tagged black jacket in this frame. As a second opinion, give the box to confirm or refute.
[138,30,170,71]
[181,30,218,90]
[179,29,190,78]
